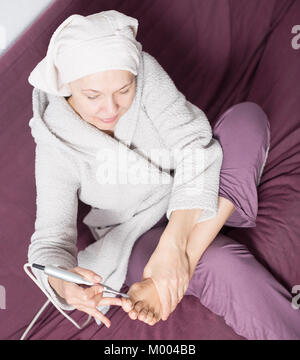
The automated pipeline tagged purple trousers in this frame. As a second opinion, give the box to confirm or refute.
[124,102,300,340]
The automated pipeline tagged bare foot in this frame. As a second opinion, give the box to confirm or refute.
[121,278,162,326]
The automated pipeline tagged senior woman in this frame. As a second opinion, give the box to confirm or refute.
[27,10,300,339]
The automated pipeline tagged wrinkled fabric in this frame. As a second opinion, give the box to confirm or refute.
[125,103,300,340]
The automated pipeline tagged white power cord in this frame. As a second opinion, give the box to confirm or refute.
[20,263,92,340]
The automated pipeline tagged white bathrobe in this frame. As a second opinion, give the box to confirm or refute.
[28,50,223,323]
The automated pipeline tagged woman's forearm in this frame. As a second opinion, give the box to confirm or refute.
[186,196,236,279]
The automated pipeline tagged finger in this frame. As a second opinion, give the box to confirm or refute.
[84,284,104,299]
[73,267,102,284]
[84,293,123,309]
[64,283,89,306]
[166,277,181,316]
[178,281,186,300]
[162,293,172,320]
[153,279,171,321]
[98,296,123,307]
[184,282,189,294]
[177,288,184,304]
[77,304,111,328]
[82,292,104,308]
[73,286,103,308]
[168,286,178,316]
[164,279,178,317]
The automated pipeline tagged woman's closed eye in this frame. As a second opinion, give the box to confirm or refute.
[87,88,130,100]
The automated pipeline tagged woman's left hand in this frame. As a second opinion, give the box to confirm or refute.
[142,234,191,321]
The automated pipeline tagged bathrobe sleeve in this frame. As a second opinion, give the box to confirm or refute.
[142,54,223,223]
[28,143,80,311]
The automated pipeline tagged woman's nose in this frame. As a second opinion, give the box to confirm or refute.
[101,96,118,115]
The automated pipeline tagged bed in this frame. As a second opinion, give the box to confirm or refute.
[1,0,299,340]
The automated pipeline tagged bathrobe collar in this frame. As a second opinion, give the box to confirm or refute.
[29,51,170,184]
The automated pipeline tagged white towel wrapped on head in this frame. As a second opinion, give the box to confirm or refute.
[28,10,143,96]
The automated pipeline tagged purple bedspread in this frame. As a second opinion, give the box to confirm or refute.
[0,0,299,340]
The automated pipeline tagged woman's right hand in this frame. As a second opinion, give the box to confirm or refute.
[47,266,122,328]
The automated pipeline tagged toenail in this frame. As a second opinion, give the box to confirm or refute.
[126,301,132,309]
[130,312,136,319]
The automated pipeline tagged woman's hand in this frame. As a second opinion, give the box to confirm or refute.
[48,266,122,328]
[142,234,191,321]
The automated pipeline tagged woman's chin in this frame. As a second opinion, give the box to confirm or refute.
[92,119,117,133]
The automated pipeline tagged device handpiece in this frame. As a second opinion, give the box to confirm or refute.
[31,263,130,298]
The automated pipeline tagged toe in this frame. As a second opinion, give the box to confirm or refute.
[138,308,148,322]
[154,313,161,323]
[134,301,144,314]
[145,309,154,324]
[129,309,138,320]
[148,314,158,326]
[122,298,133,312]
[149,319,157,326]
[127,300,143,320]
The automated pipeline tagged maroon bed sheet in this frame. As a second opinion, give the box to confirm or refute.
[0,0,299,340]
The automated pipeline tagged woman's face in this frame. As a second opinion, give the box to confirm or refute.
[67,70,136,135]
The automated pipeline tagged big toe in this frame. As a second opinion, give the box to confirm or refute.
[129,300,144,320]
[122,298,133,312]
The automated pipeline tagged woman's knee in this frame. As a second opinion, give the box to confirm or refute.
[234,102,269,133]
[214,102,270,140]
[213,101,270,169]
